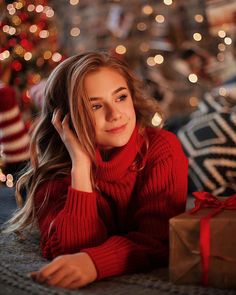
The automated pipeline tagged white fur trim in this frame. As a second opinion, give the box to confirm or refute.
[0,120,25,138]
[0,105,20,123]
[1,134,30,151]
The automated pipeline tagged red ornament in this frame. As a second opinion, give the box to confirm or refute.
[38,21,46,30]
[0,21,6,29]
[19,32,27,39]
[19,12,28,22]
[20,39,33,51]
[11,60,22,72]
[8,38,17,47]
[14,77,21,85]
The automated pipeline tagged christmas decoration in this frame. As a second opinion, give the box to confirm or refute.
[0,0,64,111]
[1,0,236,186]
[52,0,236,118]
[0,0,64,184]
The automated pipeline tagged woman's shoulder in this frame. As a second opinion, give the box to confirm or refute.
[145,127,182,148]
[144,127,186,160]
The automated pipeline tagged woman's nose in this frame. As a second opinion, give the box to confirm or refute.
[105,104,122,121]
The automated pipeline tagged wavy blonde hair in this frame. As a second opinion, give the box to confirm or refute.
[4,51,164,234]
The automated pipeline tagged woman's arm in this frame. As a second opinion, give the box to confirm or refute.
[34,131,188,288]
[34,146,187,288]
[35,109,108,257]
[35,180,108,259]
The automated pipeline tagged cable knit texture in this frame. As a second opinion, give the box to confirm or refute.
[34,126,188,280]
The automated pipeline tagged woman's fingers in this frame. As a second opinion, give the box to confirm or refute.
[46,267,75,287]
[30,271,37,280]
[32,262,82,289]
[61,113,69,125]
[31,256,64,283]
[50,272,82,289]
[52,110,73,140]
[61,114,71,133]
[30,253,97,289]
[51,109,63,135]
[51,109,91,166]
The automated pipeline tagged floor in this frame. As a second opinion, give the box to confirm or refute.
[0,185,234,295]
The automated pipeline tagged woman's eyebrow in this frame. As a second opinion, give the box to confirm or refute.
[89,87,127,101]
[112,86,127,95]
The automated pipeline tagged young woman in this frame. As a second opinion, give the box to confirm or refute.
[6,52,188,289]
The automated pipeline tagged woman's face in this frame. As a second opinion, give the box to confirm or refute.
[84,67,136,150]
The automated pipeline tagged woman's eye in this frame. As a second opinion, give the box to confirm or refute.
[92,104,102,111]
[117,95,127,101]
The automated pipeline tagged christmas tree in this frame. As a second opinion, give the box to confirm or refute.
[0,0,64,186]
[0,0,63,114]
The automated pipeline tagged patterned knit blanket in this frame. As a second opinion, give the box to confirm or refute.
[0,232,235,295]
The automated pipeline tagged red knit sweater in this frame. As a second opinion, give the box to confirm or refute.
[34,126,188,280]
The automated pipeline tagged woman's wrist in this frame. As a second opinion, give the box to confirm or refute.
[71,167,93,192]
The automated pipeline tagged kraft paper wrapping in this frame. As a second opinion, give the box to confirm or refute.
[169,209,236,289]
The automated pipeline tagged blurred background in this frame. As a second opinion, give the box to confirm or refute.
[0,0,236,192]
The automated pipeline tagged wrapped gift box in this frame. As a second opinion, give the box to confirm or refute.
[169,198,236,289]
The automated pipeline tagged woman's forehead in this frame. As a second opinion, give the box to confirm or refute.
[84,67,128,96]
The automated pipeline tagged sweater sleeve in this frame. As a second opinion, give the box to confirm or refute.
[81,132,188,280]
[34,179,108,259]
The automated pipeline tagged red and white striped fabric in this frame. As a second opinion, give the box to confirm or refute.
[0,82,30,164]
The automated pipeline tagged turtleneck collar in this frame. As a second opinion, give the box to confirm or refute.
[95,125,144,181]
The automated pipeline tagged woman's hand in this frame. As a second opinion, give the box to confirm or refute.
[51,109,90,167]
[30,252,97,289]
[52,109,92,191]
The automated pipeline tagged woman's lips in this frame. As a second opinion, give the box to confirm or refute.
[106,124,127,134]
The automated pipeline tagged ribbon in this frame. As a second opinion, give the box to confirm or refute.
[189,191,236,286]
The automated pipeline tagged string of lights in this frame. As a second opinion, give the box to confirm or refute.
[0,0,235,186]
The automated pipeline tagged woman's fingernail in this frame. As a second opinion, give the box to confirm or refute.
[30,272,38,279]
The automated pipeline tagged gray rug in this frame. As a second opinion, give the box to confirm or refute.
[0,187,236,295]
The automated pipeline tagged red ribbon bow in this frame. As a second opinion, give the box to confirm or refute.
[190,191,236,286]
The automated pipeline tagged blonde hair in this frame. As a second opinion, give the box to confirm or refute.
[4,51,164,234]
